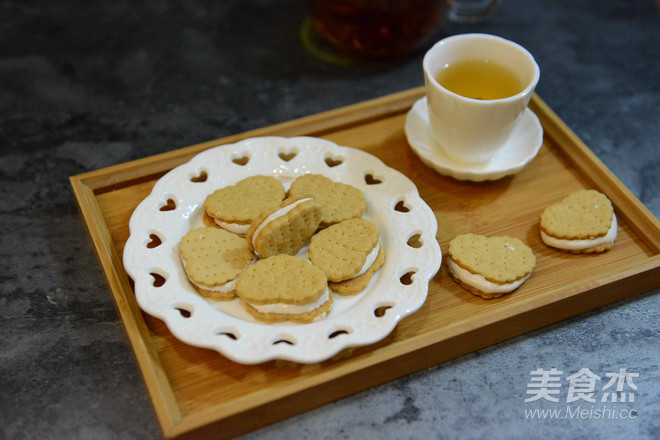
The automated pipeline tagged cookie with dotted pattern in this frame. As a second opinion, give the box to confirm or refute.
[447,233,535,299]
[203,175,285,235]
[309,218,385,295]
[288,174,366,227]
[236,254,332,323]
[246,196,323,258]
[539,189,616,253]
[179,227,255,300]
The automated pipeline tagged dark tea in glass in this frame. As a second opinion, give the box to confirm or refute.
[309,0,445,58]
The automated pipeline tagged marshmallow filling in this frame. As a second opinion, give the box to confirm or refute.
[541,214,617,251]
[448,258,529,294]
[214,219,250,235]
[352,242,380,279]
[250,288,330,315]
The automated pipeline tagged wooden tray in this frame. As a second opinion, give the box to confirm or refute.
[70,87,660,439]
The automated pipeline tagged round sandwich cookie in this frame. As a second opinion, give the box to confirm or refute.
[539,189,617,254]
[447,233,536,299]
[179,227,255,300]
[203,175,285,235]
[236,254,332,323]
[309,218,385,295]
[246,196,323,258]
[288,174,367,227]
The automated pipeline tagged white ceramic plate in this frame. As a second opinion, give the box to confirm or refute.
[123,136,441,364]
[405,97,543,182]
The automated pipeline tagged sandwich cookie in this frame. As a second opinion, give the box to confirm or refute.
[539,189,617,253]
[246,196,323,258]
[447,233,536,299]
[236,254,332,323]
[179,227,255,300]
[309,218,385,295]
[203,175,285,235]
[288,174,367,227]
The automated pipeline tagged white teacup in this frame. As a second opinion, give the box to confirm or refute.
[423,33,540,164]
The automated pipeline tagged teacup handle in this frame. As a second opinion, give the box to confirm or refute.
[448,0,501,23]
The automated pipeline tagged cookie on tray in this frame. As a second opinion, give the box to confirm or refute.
[246,196,323,258]
[179,227,255,300]
[539,189,617,254]
[309,218,385,295]
[288,174,366,227]
[447,233,536,299]
[203,175,285,235]
[236,254,332,323]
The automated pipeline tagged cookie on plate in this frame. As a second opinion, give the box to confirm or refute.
[179,227,255,300]
[288,174,366,227]
[203,175,285,235]
[246,196,323,258]
[236,254,332,323]
[539,189,617,253]
[447,233,536,299]
[309,218,385,295]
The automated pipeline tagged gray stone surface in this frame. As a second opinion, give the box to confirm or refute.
[0,1,658,439]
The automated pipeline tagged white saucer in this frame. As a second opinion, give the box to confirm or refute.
[404,97,544,182]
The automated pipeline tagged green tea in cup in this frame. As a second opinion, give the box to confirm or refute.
[435,58,525,100]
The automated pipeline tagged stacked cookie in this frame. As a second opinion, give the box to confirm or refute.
[447,233,536,299]
[179,227,255,300]
[180,174,384,323]
[204,175,285,234]
[309,218,385,294]
[539,189,617,254]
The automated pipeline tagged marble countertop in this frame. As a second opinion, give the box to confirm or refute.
[1,0,658,439]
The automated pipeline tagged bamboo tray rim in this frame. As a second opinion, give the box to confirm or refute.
[70,87,660,439]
